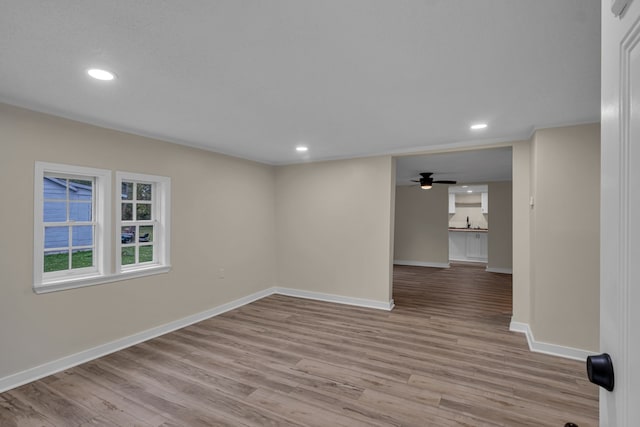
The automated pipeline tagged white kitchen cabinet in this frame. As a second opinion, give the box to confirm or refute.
[448,193,456,214]
[466,231,488,261]
[449,230,488,263]
[449,230,466,260]
[481,192,489,214]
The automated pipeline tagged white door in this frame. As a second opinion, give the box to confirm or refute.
[601,0,640,425]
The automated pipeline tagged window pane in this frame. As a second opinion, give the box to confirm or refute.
[71,249,93,269]
[137,183,152,201]
[122,182,133,200]
[139,225,153,243]
[45,226,69,249]
[121,247,135,265]
[69,202,92,221]
[139,246,153,263]
[122,203,133,221]
[121,226,135,244]
[43,177,68,200]
[136,203,151,220]
[69,179,93,201]
[44,201,67,222]
[72,226,93,247]
[44,251,69,272]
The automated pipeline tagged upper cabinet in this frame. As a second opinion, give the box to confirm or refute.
[448,185,489,229]
[481,192,488,214]
[451,191,487,214]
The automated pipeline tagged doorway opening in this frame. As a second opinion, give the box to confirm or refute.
[391,146,513,313]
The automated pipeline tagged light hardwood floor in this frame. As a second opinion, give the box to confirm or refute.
[1,264,599,426]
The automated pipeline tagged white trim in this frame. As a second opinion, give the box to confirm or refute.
[508,321,534,349]
[33,265,172,294]
[0,287,273,393]
[115,171,171,273]
[34,162,112,292]
[274,287,395,311]
[0,286,394,392]
[485,267,513,274]
[393,260,450,268]
[449,257,487,264]
[509,319,593,361]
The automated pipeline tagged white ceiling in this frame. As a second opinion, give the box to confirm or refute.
[395,147,512,186]
[0,1,600,165]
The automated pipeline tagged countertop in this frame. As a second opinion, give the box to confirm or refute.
[448,228,488,232]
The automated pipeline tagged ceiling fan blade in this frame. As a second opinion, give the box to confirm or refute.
[410,179,420,182]
[433,180,457,184]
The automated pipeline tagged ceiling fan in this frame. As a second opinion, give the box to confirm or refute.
[411,172,457,189]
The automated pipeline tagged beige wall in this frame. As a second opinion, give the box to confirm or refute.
[0,102,600,382]
[512,141,531,324]
[275,156,395,303]
[0,104,277,378]
[393,185,449,265]
[487,181,512,271]
[529,124,600,351]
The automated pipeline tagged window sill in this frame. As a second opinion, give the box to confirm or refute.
[33,265,172,294]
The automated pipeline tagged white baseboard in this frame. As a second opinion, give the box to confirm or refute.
[0,287,274,393]
[509,319,592,361]
[0,287,394,393]
[393,260,450,268]
[274,287,394,311]
[448,257,487,264]
[485,267,513,274]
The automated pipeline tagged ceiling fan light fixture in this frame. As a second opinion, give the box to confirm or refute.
[411,172,456,189]
[420,177,433,189]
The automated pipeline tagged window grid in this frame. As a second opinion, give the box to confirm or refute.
[43,175,97,275]
[34,162,170,293]
[34,162,112,293]
[120,180,157,268]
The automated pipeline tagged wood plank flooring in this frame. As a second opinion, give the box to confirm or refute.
[1,263,599,426]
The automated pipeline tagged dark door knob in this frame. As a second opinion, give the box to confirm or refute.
[586,353,614,391]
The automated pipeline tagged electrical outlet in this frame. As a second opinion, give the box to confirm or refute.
[218,268,225,279]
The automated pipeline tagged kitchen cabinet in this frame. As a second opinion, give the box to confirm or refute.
[449,230,466,259]
[448,193,456,214]
[466,231,488,260]
[448,230,488,263]
[481,192,489,214]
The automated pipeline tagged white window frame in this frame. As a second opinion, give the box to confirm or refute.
[34,162,111,293]
[34,163,172,294]
[116,171,171,275]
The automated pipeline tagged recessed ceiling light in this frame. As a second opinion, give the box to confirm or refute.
[470,123,488,130]
[462,185,468,188]
[467,190,473,193]
[87,68,116,81]
[296,146,308,152]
